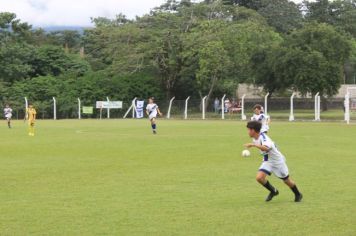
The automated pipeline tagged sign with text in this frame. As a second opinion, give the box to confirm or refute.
[96,101,123,109]
[82,106,94,114]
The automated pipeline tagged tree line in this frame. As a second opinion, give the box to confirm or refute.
[0,0,355,114]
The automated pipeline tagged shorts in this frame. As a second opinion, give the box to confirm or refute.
[149,114,157,120]
[259,161,289,180]
[5,114,12,119]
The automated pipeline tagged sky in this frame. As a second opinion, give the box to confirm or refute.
[0,0,305,27]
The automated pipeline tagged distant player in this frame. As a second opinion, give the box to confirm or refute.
[26,104,37,136]
[4,104,13,128]
[146,97,162,134]
[244,121,303,202]
[251,104,270,134]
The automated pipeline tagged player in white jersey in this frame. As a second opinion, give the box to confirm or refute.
[244,121,303,202]
[4,104,13,128]
[146,97,162,134]
[251,104,270,133]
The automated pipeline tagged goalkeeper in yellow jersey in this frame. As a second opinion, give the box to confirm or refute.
[26,104,37,136]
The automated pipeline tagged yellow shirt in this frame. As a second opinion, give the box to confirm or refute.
[27,108,37,123]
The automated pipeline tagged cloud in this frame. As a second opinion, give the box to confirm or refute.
[0,0,166,26]
[0,0,305,27]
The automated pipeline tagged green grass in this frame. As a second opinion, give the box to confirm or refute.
[1,119,356,235]
[175,109,356,121]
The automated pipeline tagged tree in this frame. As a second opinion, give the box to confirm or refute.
[257,0,303,33]
[196,40,231,105]
[0,12,32,42]
[0,43,34,83]
[304,0,356,37]
[287,22,351,65]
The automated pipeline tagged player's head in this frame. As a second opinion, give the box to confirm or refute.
[246,121,261,137]
[5,104,9,108]
[148,97,154,104]
[253,104,263,115]
[29,104,33,108]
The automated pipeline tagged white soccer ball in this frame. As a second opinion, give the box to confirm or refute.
[242,149,251,157]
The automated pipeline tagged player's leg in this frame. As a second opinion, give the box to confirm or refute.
[7,117,11,128]
[273,162,303,202]
[28,122,35,136]
[31,123,35,136]
[28,123,32,136]
[283,177,303,202]
[150,118,157,134]
[257,163,279,201]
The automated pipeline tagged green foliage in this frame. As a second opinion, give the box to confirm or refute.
[304,0,356,37]
[252,22,352,97]
[0,42,34,83]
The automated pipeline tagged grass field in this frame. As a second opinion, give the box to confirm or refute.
[1,119,356,235]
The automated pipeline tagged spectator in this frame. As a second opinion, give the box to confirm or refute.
[214,98,220,113]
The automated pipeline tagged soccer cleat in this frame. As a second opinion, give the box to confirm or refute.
[153,130,157,134]
[295,193,303,202]
[265,189,279,202]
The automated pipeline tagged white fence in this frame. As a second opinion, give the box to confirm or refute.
[1,94,354,124]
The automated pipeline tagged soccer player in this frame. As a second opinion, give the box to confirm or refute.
[244,121,303,202]
[4,104,13,128]
[251,104,270,134]
[146,97,162,134]
[26,104,37,136]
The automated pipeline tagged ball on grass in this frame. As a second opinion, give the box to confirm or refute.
[242,149,251,157]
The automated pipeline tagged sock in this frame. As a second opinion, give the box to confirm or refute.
[291,185,301,196]
[263,181,276,193]
[152,124,156,130]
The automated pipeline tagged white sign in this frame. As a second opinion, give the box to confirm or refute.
[96,101,123,109]
[136,100,144,119]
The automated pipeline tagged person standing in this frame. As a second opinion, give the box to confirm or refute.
[4,104,13,128]
[146,97,163,134]
[26,104,37,136]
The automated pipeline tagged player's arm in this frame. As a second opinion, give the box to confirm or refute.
[146,109,149,116]
[266,115,271,125]
[157,107,163,116]
[244,143,270,152]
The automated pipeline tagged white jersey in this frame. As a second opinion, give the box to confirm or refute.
[4,108,12,118]
[146,103,159,119]
[254,133,285,164]
[251,113,269,133]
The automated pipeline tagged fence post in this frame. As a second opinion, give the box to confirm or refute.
[317,95,321,121]
[345,92,350,124]
[123,98,137,119]
[107,97,110,119]
[77,98,81,119]
[314,92,320,121]
[53,97,57,120]
[202,96,208,120]
[241,94,247,121]
[264,93,270,115]
[221,94,226,120]
[184,96,190,120]
[289,93,296,121]
[132,98,137,118]
[24,97,28,120]
[167,97,176,119]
